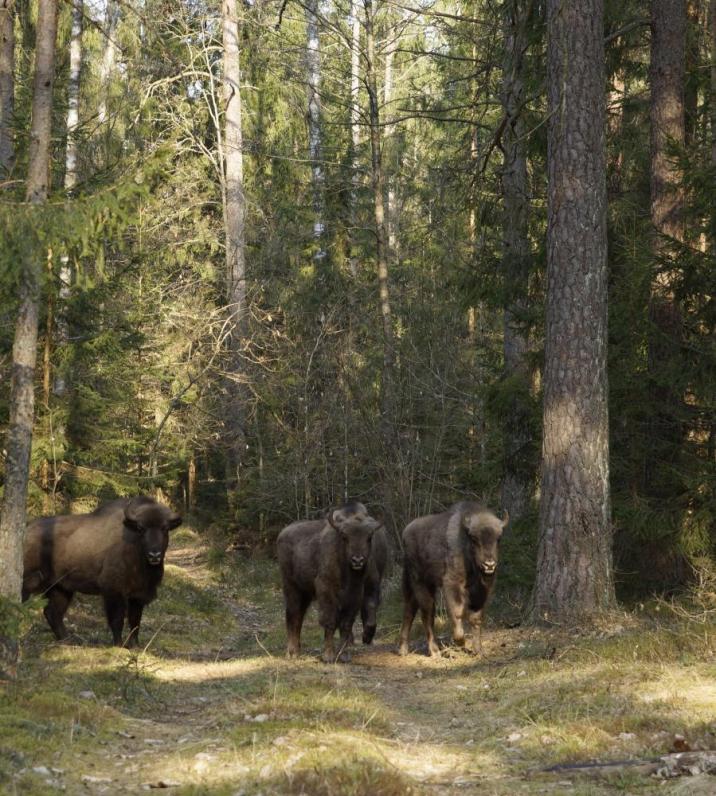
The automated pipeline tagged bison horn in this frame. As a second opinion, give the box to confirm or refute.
[501,509,510,528]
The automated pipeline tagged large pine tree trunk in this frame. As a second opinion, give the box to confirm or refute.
[0,0,14,176]
[0,0,58,676]
[305,0,325,256]
[222,0,247,501]
[531,0,614,621]
[500,0,534,527]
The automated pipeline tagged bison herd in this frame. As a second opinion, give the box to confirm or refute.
[22,496,508,661]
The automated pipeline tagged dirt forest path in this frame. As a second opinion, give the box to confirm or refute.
[4,526,716,795]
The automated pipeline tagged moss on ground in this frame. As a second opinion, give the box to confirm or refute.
[2,522,715,794]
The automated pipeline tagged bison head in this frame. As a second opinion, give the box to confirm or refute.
[327,501,383,571]
[461,508,508,576]
[124,497,183,567]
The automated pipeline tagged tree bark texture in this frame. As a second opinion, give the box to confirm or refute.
[0,0,57,649]
[305,0,325,255]
[531,0,614,621]
[0,0,14,176]
[222,0,247,492]
[500,0,534,527]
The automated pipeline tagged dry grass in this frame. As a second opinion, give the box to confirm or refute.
[2,523,715,795]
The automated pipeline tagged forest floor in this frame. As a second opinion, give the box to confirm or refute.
[2,523,716,796]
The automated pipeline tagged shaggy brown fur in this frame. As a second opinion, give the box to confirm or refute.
[398,501,508,657]
[277,501,383,662]
[23,497,182,647]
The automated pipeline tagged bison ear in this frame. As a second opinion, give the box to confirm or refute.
[168,512,182,530]
[326,509,341,531]
[124,502,143,532]
[500,510,509,529]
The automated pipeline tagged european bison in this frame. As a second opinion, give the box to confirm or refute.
[277,501,384,662]
[398,501,508,657]
[23,496,182,647]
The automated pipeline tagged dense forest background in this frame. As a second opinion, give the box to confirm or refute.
[1,0,714,599]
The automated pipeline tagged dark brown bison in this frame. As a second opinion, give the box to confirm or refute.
[277,501,384,662]
[398,501,508,657]
[22,496,182,647]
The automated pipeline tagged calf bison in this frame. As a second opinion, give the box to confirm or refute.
[398,501,508,657]
[277,501,385,662]
[23,496,182,647]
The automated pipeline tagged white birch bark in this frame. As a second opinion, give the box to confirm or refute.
[222,0,247,487]
[306,0,325,256]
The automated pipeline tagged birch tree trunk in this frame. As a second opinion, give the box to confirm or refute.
[531,0,614,621]
[222,0,247,498]
[0,0,14,176]
[306,0,325,257]
[500,0,534,527]
[65,0,82,192]
[0,0,58,676]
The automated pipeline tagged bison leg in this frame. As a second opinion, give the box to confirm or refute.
[126,599,144,648]
[317,594,339,663]
[443,586,466,647]
[361,584,381,645]
[103,594,127,646]
[44,587,73,640]
[398,569,418,656]
[285,589,311,658]
[466,609,483,655]
[414,584,439,657]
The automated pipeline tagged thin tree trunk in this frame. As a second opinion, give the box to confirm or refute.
[0,0,14,176]
[531,0,614,622]
[349,0,361,277]
[647,0,686,502]
[97,0,119,125]
[365,0,398,535]
[0,0,58,677]
[650,0,686,249]
[711,0,716,174]
[222,0,247,499]
[608,71,625,198]
[305,0,325,256]
[500,0,534,527]
[384,38,395,251]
